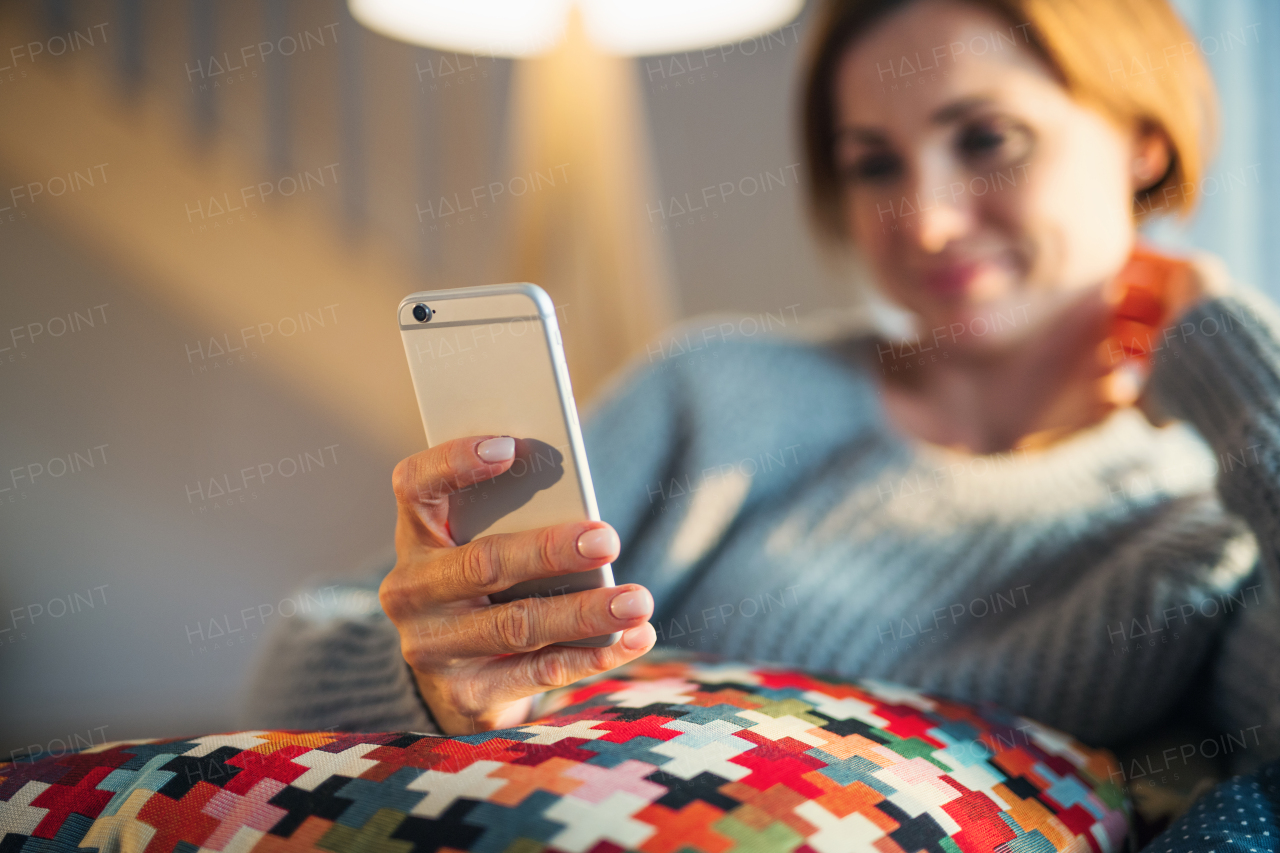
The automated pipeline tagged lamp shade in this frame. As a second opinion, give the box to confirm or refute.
[347,0,805,57]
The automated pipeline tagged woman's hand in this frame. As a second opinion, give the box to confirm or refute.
[1006,248,1224,449]
[379,435,657,735]
[1101,248,1229,424]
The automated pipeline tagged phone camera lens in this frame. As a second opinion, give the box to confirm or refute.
[412,303,432,323]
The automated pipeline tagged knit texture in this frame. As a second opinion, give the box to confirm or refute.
[242,285,1280,772]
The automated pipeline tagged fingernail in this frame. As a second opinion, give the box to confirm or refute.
[1107,360,1148,405]
[477,436,515,463]
[621,623,655,651]
[576,527,619,560]
[609,589,651,620]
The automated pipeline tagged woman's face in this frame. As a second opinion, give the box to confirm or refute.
[834,0,1154,348]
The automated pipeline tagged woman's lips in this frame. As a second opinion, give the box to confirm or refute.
[921,262,983,298]
[920,261,1008,300]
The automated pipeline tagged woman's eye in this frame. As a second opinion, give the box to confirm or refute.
[957,119,1032,166]
[840,152,902,184]
[960,126,1004,152]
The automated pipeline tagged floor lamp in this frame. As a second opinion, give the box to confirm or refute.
[348,0,803,399]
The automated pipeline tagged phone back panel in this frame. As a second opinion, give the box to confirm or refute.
[398,284,612,605]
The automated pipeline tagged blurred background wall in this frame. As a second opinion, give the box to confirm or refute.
[0,0,1275,755]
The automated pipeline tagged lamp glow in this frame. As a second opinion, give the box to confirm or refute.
[580,0,804,56]
[348,0,573,57]
[347,0,803,57]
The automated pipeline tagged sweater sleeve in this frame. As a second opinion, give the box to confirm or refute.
[1145,278,1280,773]
[238,573,437,732]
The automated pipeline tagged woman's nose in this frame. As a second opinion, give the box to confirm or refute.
[917,202,969,253]
[906,161,971,253]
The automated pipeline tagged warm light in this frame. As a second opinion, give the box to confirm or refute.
[348,0,573,57]
[581,0,804,55]
[347,0,804,57]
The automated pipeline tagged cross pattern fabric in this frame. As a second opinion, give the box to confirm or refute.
[0,657,1129,853]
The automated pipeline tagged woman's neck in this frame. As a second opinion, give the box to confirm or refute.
[869,288,1118,455]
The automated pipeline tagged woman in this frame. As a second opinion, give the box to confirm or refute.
[246,0,1280,784]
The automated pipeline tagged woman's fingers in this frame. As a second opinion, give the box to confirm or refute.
[393,435,517,505]
[430,522,619,603]
[481,621,657,702]
[1100,359,1150,408]
[422,620,656,733]
[414,584,652,662]
[382,521,620,618]
[391,435,517,546]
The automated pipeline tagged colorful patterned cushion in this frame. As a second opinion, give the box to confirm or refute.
[0,656,1129,853]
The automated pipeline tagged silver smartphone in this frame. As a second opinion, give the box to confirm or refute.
[398,283,620,648]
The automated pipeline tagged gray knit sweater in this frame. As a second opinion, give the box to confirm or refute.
[243,283,1280,772]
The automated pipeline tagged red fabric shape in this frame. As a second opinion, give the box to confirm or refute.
[29,765,114,838]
